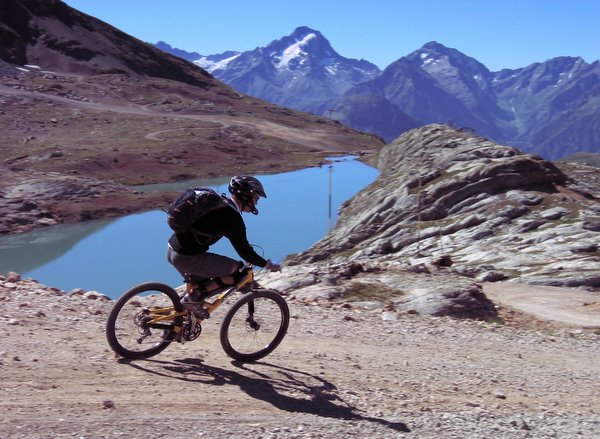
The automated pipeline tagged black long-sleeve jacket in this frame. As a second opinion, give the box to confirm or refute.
[167,200,267,267]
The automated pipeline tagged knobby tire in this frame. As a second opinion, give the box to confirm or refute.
[106,282,183,360]
[220,289,289,362]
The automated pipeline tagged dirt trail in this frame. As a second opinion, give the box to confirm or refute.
[1,278,599,438]
[0,83,350,151]
[483,282,600,327]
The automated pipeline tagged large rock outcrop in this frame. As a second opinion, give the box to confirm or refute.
[289,124,600,289]
[260,125,600,321]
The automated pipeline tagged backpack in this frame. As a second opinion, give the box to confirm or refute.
[166,187,232,238]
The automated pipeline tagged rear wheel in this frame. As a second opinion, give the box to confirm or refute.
[220,289,289,362]
[106,282,184,359]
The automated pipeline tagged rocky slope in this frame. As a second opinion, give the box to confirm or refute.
[1,0,213,83]
[255,125,600,319]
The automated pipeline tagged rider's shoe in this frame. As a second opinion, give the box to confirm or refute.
[167,329,182,343]
[181,293,210,320]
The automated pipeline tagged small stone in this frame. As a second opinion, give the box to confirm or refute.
[321,276,337,286]
[8,318,20,326]
[36,218,58,226]
[520,420,531,431]
[432,254,453,267]
[84,291,99,300]
[570,243,598,253]
[381,311,397,321]
[7,272,21,282]
[477,271,507,282]
[102,400,115,409]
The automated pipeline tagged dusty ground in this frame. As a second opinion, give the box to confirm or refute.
[1,275,599,438]
[483,282,600,328]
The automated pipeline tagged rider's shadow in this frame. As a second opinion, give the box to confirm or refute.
[125,357,410,433]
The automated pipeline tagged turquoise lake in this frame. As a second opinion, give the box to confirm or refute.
[0,157,378,299]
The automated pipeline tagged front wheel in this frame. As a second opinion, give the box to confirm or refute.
[106,282,184,359]
[220,289,289,362]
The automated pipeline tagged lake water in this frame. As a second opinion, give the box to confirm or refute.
[0,157,378,299]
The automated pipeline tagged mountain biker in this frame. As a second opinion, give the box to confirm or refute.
[166,175,281,318]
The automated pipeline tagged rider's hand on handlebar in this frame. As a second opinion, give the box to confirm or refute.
[265,259,282,272]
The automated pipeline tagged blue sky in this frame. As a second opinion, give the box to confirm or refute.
[63,0,599,72]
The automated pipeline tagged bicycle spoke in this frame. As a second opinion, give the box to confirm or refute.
[220,290,289,362]
[106,283,184,359]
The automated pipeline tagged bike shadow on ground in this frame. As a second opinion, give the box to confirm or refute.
[124,357,410,433]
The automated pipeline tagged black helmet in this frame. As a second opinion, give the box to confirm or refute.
[228,175,266,214]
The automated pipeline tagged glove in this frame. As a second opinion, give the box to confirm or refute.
[265,259,281,272]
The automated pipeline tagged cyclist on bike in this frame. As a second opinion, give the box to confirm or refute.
[167,175,281,318]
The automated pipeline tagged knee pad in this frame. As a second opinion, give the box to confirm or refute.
[231,262,249,282]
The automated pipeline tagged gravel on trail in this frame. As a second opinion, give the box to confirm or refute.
[1,275,599,438]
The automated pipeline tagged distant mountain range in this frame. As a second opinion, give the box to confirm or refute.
[180,26,381,117]
[156,27,600,160]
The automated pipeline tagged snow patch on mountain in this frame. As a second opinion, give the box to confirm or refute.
[195,53,241,73]
[275,33,317,70]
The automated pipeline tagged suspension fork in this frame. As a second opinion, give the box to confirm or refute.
[246,299,260,330]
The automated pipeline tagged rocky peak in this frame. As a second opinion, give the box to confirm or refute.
[494,56,591,96]
[269,27,329,71]
[197,26,380,115]
[263,26,379,76]
[408,41,492,78]
[405,42,499,123]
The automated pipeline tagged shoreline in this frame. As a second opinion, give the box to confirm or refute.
[0,151,380,237]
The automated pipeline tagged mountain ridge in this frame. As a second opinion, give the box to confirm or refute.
[186,26,382,116]
[157,28,600,159]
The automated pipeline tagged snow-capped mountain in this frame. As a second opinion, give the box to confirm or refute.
[195,51,241,72]
[405,42,514,140]
[156,32,600,159]
[160,26,380,116]
[344,41,515,143]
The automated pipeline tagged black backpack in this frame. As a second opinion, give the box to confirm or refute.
[166,187,232,239]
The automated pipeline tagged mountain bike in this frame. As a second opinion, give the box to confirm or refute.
[105,266,289,362]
